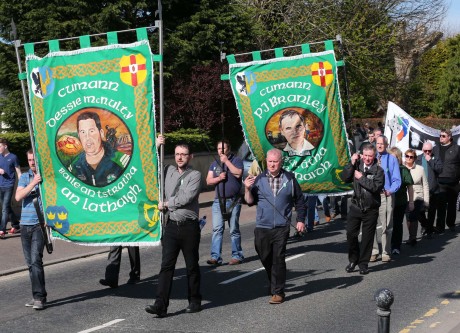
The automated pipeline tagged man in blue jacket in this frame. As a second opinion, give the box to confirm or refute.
[244,148,306,305]
[371,135,401,263]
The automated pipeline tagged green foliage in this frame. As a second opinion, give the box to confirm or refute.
[162,128,213,155]
[433,35,460,118]
[0,132,32,165]
[0,0,454,134]
[164,0,255,74]
[407,35,460,118]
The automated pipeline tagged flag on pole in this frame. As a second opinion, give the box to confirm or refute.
[228,47,352,194]
[24,30,161,246]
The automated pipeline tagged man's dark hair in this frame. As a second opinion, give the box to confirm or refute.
[0,138,9,146]
[77,111,102,132]
[175,142,192,154]
[217,139,231,150]
[278,109,305,128]
[440,129,453,142]
[26,149,33,155]
[362,144,376,153]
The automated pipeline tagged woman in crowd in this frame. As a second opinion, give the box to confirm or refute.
[404,148,430,246]
[389,147,414,255]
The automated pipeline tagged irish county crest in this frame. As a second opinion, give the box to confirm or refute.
[120,54,147,87]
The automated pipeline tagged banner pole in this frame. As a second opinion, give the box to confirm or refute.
[12,19,53,253]
[157,0,165,215]
[336,34,353,128]
[12,20,36,158]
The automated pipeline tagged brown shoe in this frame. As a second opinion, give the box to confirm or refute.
[369,254,379,262]
[269,294,285,304]
[382,254,391,262]
[206,259,221,265]
[325,216,332,223]
[228,258,242,265]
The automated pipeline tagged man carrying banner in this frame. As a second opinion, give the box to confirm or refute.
[15,150,47,310]
[244,148,306,304]
[206,139,244,266]
[341,144,384,275]
[415,142,443,237]
[145,136,202,317]
[370,135,401,263]
[69,111,129,187]
[432,129,460,233]
[279,110,314,156]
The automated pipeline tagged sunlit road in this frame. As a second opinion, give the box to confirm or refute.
[0,217,459,333]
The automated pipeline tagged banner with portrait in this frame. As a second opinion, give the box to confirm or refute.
[228,48,352,194]
[384,101,460,154]
[24,31,161,246]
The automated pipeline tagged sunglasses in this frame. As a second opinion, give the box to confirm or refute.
[405,155,415,159]
[423,150,432,153]
[440,134,448,138]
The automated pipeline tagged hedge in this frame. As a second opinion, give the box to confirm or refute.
[0,132,33,166]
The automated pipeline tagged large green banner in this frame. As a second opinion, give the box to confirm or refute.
[24,34,161,245]
[228,48,352,194]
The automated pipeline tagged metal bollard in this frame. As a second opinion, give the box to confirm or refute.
[375,288,394,333]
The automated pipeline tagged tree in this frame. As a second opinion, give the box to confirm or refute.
[0,0,156,131]
[433,34,460,118]
[233,0,447,117]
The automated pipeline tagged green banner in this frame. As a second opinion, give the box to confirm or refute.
[228,50,352,194]
[25,39,161,245]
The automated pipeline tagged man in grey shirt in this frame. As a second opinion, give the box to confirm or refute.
[145,136,202,317]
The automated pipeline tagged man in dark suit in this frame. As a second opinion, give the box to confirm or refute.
[341,144,384,275]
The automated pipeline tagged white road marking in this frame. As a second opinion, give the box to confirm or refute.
[78,319,125,333]
[219,253,306,285]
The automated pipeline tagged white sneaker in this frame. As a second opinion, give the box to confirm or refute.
[33,300,46,310]
[25,299,35,307]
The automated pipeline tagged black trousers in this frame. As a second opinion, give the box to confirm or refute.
[437,184,458,231]
[254,225,290,296]
[391,204,406,251]
[155,221,201,309]
[105,246,140,283]
[346,204,378,267]
[426,192,439,234]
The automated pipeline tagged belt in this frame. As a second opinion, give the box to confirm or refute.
[169,218,198,226]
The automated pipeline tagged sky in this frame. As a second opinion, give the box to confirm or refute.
[444,0,460,34]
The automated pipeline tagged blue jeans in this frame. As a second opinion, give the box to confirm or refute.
[318,194,331,217]
[211,199,243,263]
[0,187,14,232]
[21,224,47,301]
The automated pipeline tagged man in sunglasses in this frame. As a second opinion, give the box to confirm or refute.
[432,130,460,233]
[415,142,443,237]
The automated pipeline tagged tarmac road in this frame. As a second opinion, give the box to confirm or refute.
[0,191,459,333]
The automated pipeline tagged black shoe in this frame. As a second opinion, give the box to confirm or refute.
[145,304,167,317]
[449,226,456,232]
[99,279,118,288]
[345,262,357,273]
[434,227,445,234]
[425,232,433,239]
[185,303,202,313]
[359,266,369,275]
[127,277,140,285]
[405,239,417,246]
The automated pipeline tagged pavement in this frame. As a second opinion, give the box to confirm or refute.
[0,190,256,276]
